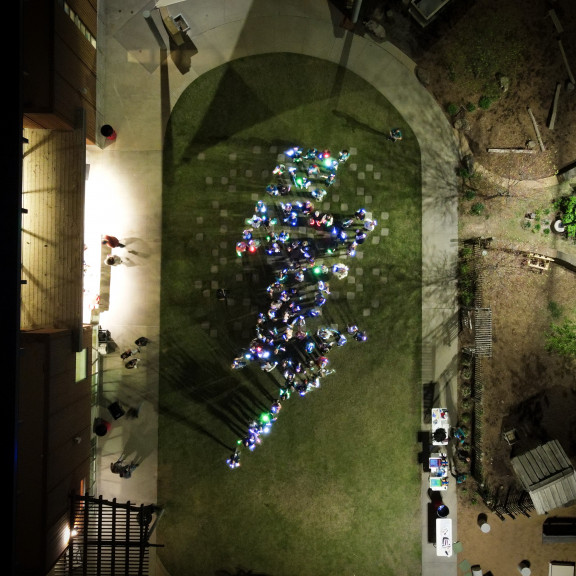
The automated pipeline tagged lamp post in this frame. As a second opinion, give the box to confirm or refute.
[351,0,364,23]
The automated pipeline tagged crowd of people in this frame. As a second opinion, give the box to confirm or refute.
[226,146,378,469]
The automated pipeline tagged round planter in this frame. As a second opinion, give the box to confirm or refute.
[552,219,565,234]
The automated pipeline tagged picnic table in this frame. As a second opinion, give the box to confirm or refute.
[431,408,450,445]
[429,452,449,491]
[436,518,453,556]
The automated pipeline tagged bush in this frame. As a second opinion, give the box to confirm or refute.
[546,319,576,357]
[460,245,473,258]
[547,300,563,319]
[461,291,474,307]
[464,188,476,200]
[478,96,492,109]
[461,397,473,410]
[457,167,471,179]
[447,102,459,115]
[465,102,476,112]
[470,202,485,215]
[553,195,576,237]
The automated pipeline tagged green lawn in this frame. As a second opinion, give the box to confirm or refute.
[158,53,423,576]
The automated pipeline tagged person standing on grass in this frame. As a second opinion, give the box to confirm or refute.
[226,449,241,469]
[102,234,125,248]
[388,128,403,142]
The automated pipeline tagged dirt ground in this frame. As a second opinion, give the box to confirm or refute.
[454,247,576,575]
[365,0,576,180]
[356,0,576,572]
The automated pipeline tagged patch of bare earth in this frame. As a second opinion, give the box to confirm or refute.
[452,249,576,574]
[415,0,576,179]
[401,0,576,569]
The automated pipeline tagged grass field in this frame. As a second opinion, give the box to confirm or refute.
[158,53,423,576]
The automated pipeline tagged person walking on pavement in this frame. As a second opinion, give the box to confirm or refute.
[119,461,139,479]
[110,456,125,474]
[120,347,140,360]
[125,358,141,369]
[102,235,125,248]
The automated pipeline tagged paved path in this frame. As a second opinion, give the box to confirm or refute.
[88,1,459,574]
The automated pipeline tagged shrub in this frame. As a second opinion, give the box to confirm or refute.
[547,301,562,319]
[461,291,474,307]
[478,95,492,109]
[470,202,485,215]
[546,319,576,357]
[464,188,476,200]
[461,397,473,410]
[465,102,476,112]
[447,102,459,115]
[553,195,576,237]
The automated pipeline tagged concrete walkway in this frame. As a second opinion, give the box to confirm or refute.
[88,1,459,574]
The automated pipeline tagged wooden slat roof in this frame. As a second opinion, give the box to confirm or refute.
[511,440,576,514]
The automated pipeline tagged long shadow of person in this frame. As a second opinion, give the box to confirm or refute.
[332,109,388,137]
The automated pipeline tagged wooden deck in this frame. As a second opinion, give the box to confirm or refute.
[21,114,86,332]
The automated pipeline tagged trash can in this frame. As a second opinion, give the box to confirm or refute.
[93,417,111,437]
[100,124,117,141]
[437,504,450,518]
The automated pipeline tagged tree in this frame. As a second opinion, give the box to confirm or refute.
[545,319,576,358]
